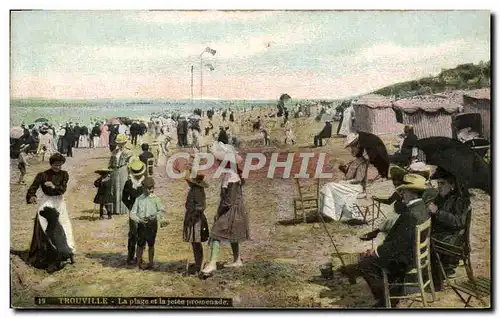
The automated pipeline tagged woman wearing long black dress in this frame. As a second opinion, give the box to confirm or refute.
[26,153,75,273]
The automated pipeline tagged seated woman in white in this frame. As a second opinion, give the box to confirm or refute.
[319,133,368,221]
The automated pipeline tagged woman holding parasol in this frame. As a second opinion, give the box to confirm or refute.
[318,133,368,221]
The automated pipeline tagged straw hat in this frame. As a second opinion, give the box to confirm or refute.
[186,172,209,188]
[344,133,359,148]
[115,133,129,144]
[129,160,146,176]
[211,141,243,164]
[388,164,408,181]
[408,162,431,180]
[94,168,111,174]
[396,174,427,192]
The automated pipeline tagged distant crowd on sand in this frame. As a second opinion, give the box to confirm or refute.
[12,92,490,307]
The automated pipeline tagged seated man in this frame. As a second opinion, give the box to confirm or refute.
[341,174,430,307]
[313,121,333,147]
[428,167,470,289]
[360,164,436,241]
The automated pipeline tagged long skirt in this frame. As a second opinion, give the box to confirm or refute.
[111,166,129,214]
[338,108,354,136]
[28,195,76,269]
[183,213,209,243]
[319,181,364,221]
[52,136,59,153]
[78,135,89,148]
[92,136,100,148]
[191,129,201,150]
[100,132,109,148]
[210,182,250,242]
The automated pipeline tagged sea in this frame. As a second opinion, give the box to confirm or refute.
[10,99,281,127]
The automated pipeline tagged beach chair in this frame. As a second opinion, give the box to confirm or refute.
[432,208,490,307]
[383,217,436,308]
[293,178,320,223]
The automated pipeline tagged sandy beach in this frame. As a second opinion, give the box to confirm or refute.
[10,113,490,308]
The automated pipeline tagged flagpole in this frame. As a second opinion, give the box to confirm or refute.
[191,65,194,104]
[200,53,204,101]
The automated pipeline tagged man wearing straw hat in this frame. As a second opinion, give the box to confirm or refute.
[108,133,133,215]
[342,174,430,307]
[360,164,436,241]
[122,160,146,265]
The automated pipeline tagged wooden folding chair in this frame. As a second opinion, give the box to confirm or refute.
[293,178,320,224]
[432,208,490,307]
[383,217,436,308]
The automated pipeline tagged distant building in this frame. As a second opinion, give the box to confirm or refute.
[392,95,462,161]
[462,88,491,140]
[391,95,462,139]
[351,94,402,135]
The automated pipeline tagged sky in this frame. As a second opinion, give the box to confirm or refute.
[10,10,490,100]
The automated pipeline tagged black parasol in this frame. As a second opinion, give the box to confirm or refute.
[416,137,491,194]
[279,93,291,101]
[358,131,390,178]
[34,117,49,123]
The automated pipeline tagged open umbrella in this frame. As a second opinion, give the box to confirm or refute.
[107,118,121,125]
[34,117,49,123]
[416,137,491,194]
[10,126,24,139]
[279,93,291,101]
[358,131,390,178]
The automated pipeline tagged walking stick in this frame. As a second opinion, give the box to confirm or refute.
[317,211,357,284]
[371,200,375,250]
[317,211,346,268]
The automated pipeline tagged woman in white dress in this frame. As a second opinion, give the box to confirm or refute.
[338,105,355,136]
[319,133,368,221]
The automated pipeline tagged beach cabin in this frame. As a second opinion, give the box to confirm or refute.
[462,88,491,140]
[351,94,402,135]
[391,95,462,139]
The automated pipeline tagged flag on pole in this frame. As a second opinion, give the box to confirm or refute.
[205,63,215,71]
[204,47,217,55]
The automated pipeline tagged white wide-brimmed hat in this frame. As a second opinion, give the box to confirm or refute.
[210,141,243,165]
[344,133,359,148]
